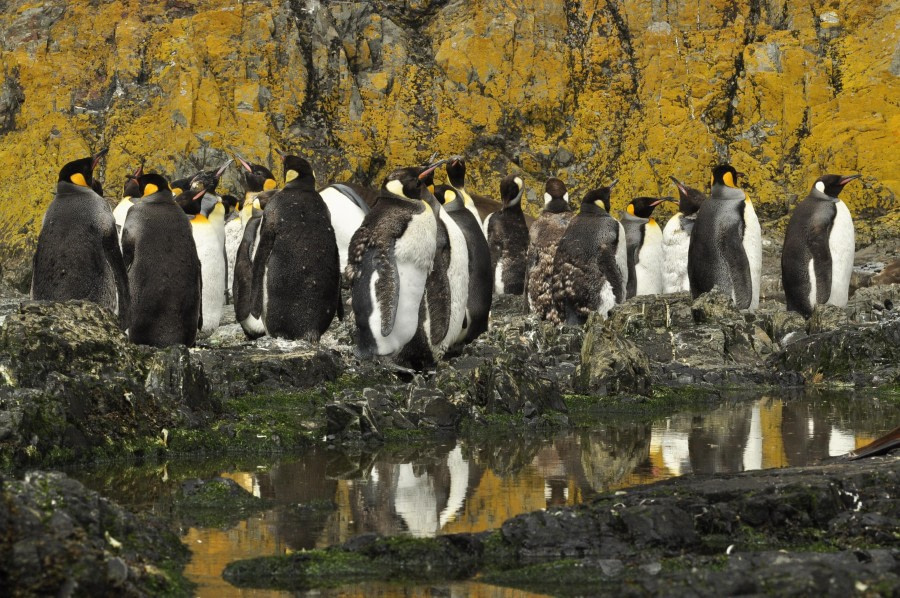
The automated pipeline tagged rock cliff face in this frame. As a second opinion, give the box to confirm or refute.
[0,0,897,277]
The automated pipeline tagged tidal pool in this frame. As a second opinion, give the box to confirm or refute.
[69,389,898,596]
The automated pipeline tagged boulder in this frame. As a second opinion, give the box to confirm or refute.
[575,313,651,396]
[0,471,190,596]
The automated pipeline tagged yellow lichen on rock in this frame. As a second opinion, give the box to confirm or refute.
[0,0,896,280]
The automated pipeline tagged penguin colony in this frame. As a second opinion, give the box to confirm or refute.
[32,150,861,368]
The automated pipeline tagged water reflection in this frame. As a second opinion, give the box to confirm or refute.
[69,391,897,597]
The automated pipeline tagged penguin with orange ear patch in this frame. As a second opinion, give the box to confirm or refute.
[688,164,761,310]
[122,173,202,347]
[32,149,131,328]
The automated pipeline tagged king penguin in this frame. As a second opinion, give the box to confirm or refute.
[319,182,379,275]
[32,149,130,327]
[180,189,227,339]
[235,155,278,228]
[622,196,671,298]
[436,184,492,346]
[346,162,441,363]
[484,174,530,295]
[688,164,762,310]
[663,176,706,294]
[551,183,627,324]
[121,173,202,347]
[526,178,574,320]
[446,157,499,229]
[113,165,143,243]
[250,154,342,341]
[782,174,860,317]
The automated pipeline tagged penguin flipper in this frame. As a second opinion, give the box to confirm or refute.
[722,229,753,309]
[250,218,276,320]
[375,245,401,337]
[104,220,131,329]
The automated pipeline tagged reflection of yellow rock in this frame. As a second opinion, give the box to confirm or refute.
[0,0,897,275]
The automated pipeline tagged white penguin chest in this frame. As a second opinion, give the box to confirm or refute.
[635,221,664,295]
[826,200,854,307]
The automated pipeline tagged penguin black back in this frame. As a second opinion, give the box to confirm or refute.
[485,174,530,295]
[249,154,341,341]
[32,149,130,327]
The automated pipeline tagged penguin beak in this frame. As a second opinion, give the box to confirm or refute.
[649,197,676,207]
[607,178,618,189]
[132,164,143,178]
[839,174,861,185]
[193,189,206,201]
[91,148,109,170]
[669,175,688,196]
[419,159,449,180]
[235,154,253,172]
[215,159,234,177]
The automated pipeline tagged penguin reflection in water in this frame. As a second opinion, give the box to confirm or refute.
[32,150,131,328]
[551,183,627,324]
[346,162,445,364]
[250,154,342,341]
[688,164,762,310]
[122,173,202,347]
[782,174,859,317]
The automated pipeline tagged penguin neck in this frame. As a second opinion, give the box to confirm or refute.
[543,197,569,214]
[622,211,649,224]
[192,213,209,225]
[810,187,840,203]
[502,198,523,212]
[443,196,466,213]
[143,190,175,204]
[711,184,745,201]
[57,180,95,197]
[284,177,315,191]
[579,202,605,216]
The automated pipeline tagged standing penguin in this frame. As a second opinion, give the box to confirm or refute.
[526,178,574,320]
[122,173,202,347]
[319,183,379,275]
[32,150,130,327]
[436,184,492,346]
[663,176,706,294]
[235,155,278,227]
[622,196,670,298]
[484,174,530,295]
[446,157,498,228]
[782,174,860,317]
[113,165,143,243]
[688,164,762,310]
[180,190,227,338]
[250,155,341,341]
[551,184,627,324]
[346,163,441,361]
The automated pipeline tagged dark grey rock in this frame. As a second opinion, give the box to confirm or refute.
[575,313,651,396]
[807,303,849,334]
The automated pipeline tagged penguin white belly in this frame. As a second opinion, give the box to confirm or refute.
[597,279,616,318]
[482,212,493,238]
[742,200,762,310]
[224,219,243,298]
[113,198,133,244]
[662,215,691,293]
[827,200,854,307]
[494,261,505,295]
[615,221,628,298]
[635,222,664,296]
[439,211,470,351]
[807,259,817,308]
[320,187,367,273]
[192,224,226,338]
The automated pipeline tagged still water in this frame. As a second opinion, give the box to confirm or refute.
[71,390,898,597]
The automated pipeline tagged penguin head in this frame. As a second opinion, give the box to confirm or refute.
[236,154,277,193]
[281,154,315,187]
[814,174,860,198]
[122,164,143,199]
[543,178,569,213]
[384,159,448,201]
[669,176,706,216]
[137,173,171,198]
[221,194,240,219]
[627,196,673,219]
[175,188,206,216]
[169,177,191,197]
[433,184,460,206]
[58,148,107,188]
[582,181,616,212]
[446,156,467,189]
[189,158,233,193]
[711,164,740,188]
[499,174,524,208]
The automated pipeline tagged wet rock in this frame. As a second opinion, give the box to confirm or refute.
[575,313,651,396]
[174,477,271,528]
[766,309,807,344]
[807,304,849,334]
[845,283,900,323]
[690,289,742,324]
[1,470,190,596]
[0,301,214,466]
[771,317,900,385]
[325,401,382,444]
